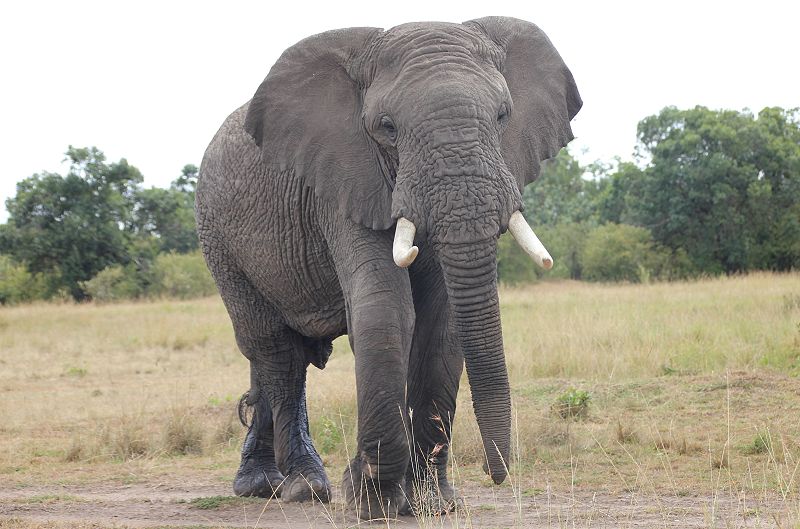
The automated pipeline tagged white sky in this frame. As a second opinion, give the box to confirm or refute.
[1,0,797,221]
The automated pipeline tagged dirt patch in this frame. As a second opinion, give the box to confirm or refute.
[1,480,794,528]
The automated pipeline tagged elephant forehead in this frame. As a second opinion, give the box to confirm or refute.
[376,22,502,70]
[368,64,508,118]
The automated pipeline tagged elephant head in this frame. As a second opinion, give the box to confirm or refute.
[244,16,581,484]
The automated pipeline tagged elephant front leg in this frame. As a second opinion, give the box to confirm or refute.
[405,253,464,514]
[340,267,415,519]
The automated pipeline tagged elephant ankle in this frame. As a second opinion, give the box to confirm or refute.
[354,450,408,483]
[342,458,408,520]
[281,452,325,477]
[402,449,461,514]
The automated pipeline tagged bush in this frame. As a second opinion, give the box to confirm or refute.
[498,222,593,284]
[553,388,591,419]
[80,265,142,302]
[79,251,215,302]
[0,255,50,304]
[497,232,540,285]
[582,223,659,282]
[148,251,216,299]
[536,222,593,280]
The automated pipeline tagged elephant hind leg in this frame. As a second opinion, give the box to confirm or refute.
[234,391,285,498]
[210,262,331,503]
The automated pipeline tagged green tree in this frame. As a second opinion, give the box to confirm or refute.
[594,162,644,225]
[130,164,198,254]
[626,106,800,273]
[1,147,142,299]
[523,149,601,226]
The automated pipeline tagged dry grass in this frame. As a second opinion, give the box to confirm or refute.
[500,272,800,378]
[1,272,799,527]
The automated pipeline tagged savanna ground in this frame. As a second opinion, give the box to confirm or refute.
[1,273,800,528]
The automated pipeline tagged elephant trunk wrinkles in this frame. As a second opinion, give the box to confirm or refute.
[436,240,510,484]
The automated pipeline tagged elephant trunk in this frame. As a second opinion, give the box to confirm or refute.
[436,240,510,484]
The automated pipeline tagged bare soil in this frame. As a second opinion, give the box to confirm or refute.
[1,478,793,528]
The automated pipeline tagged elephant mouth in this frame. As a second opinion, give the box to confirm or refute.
[392,213,552,270]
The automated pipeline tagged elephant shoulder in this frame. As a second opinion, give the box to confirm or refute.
[198,101,271,205]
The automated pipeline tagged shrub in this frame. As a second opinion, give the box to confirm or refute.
[0,255,50,304]
[497,232,540,284]
[536,222,592,280]
[553,388,591,419]
[148,252,216,299]
[80,265,142,302]
[498,222,593,284]
[582,223,658,282]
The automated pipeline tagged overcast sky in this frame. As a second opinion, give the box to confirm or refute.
[1,0,797,221]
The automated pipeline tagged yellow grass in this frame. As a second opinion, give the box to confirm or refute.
[501,272,800,379]
[1,272,799,526]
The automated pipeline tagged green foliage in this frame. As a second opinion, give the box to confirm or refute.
[0,146,201,302]
[79,265,142,302]
[1,147,142,299]
[4,105,800,303]
[313,415,344,455]
[553,388,591,419]
[131,165,198,253]
[497,232,540,284]
[625,106,800,273]
[523,149,601,226]
[582,223,658,283]
[0,255,50,304]
[535,222,593,280]
[741,431,772,455]
[148,252,216,300]
[189,496,260,509]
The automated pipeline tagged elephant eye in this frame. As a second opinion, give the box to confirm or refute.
[497,103,509,124]
[380,115,397,143]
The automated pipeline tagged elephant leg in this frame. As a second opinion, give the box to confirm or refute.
[331,230,415,519]
[233,388,284,498]
[210,264,330,502]
[404,252,464,514]
[240,328,331,503]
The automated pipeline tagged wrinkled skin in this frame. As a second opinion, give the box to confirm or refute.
[197,17,580,519]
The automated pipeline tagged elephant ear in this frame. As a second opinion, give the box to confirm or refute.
[244,27,394,230]
[464,16,582,190]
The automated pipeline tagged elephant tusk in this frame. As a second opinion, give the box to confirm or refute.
[393,217,419,268]
[508,211,553,270]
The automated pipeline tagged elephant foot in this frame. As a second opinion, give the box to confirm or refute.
[281,472,331,503]
[233,461,285,498]
[403,458,463,516]
[342,458,408,520]
[281,468,332,503]
[404,477,462,516]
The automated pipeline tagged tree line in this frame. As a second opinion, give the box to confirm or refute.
[0,147,213,303]
[1,106,798,303]
[499,105,800,284]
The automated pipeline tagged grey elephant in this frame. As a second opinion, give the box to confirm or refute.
[197,16,581,518]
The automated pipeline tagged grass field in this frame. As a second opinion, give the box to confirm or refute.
[1,272,799,528]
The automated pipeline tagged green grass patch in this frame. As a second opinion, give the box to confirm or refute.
[188,495,262,509]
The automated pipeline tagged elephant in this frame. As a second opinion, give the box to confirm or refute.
[196,16,581,519]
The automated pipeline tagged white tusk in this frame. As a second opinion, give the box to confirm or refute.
[508,211,553,270]
[393,217,419,268]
